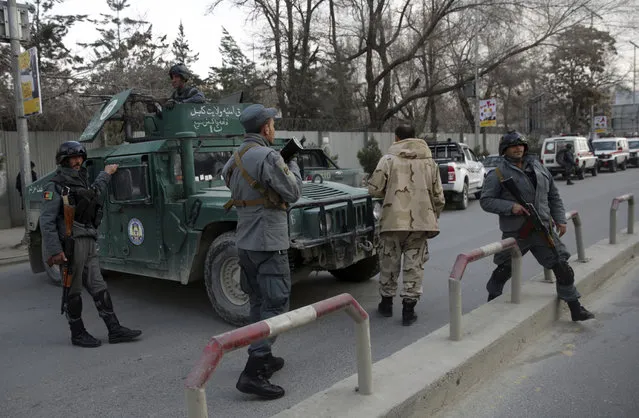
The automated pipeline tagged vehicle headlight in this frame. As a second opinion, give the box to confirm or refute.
[319,214,333,234]
[373,202,382,220]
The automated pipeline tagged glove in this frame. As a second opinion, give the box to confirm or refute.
[164,99,176,110]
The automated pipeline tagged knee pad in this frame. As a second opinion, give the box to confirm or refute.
[92,289,114,313]
[490,263,512,284]
[552,262,575,286]
[67,294,83,320]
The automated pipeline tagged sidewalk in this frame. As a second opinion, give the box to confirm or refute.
[0,227,30,267]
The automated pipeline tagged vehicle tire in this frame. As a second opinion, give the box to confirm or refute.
[204,231,250,326]
[329,255,379,282]
[611,160,617,173]
[620,159,627,170]
[42,238,62,286]
[456,181,469,210]
[591,164,598,176]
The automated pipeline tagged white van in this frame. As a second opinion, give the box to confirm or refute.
[541,135,598,178]
[628,137,639,167]
[592,137,630,172]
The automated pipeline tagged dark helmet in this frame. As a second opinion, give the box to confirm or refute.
[168,63,190,82]
[56,141,87,165]
[499,130,528,155]
[565,143,573,149]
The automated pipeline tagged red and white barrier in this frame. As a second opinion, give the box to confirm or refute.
[448,238,522,341]
[185,293,372,418]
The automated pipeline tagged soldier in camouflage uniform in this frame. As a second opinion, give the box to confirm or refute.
[368,125,445,325]
[165,63,205,109]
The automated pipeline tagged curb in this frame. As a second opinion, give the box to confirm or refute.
[273,226,639,418]
[0,254,29,267]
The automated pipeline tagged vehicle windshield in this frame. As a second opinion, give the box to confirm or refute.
[629,140,639,149]
[593,141,616,151]
[482,156,501,167]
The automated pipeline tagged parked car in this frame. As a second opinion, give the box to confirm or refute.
[480,154,501,177]
[541,135,598,178]
[628,137,639,167]
[428,141,485,210]
[592,137,630,172]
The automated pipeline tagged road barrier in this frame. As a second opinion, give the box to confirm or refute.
[448,238,522,341]
[543,210,587,283]
[610,194,635,244]
[184,293,372,418]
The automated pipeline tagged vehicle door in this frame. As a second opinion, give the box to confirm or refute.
[102,154,165,267]
[463,148,481,188]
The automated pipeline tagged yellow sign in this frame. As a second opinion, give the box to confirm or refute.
[479,99,497,127]
[19,48,42,117]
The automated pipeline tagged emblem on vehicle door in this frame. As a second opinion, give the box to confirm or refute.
[128,218,145,246]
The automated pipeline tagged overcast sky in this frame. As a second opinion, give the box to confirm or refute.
[53,0,250,78]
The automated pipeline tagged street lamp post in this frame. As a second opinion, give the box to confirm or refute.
[630,41,638,106]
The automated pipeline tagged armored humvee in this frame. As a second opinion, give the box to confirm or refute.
[25,89,381,326]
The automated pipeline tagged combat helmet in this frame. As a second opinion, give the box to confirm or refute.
[168,63,191,82]
[56,141,87,165]
[498,130,528,155]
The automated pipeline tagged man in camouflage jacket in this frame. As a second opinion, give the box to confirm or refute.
[368,125,445,325]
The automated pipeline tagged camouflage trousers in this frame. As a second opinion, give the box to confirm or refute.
[378,231,430,301]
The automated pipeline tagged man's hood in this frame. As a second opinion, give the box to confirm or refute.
[387,138,433,159]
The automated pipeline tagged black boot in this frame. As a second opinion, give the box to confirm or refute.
[67,294,101,348]
[378,296,393,317]
[260,353,285,379]
[69,318,102,348]
[567,300,595,321]
[402,299,418,326]
[94,290,142,344]
[236,356,285,399]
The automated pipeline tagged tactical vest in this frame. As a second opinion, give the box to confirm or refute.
[224,143,287,211]
[51,175,103,228]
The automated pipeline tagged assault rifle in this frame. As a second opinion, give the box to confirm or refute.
[60,187,75,314]
[500,176,560,258]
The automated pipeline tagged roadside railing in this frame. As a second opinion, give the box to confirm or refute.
[184,293,372,418]
[448,238,522,341]
[543,210,587,283]
[609,194,635,244]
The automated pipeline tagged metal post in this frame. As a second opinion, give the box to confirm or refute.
[8,0,32,239]
[511,248,522,304]
[631,41,638,106]
[185,388,208,418]
[629,197,635,234]
[610,206,618,244]
[573,217,587,262]
[474,20,482,153]
[354,318,373,395]
[542,268,554,283]
[449,278,462,341]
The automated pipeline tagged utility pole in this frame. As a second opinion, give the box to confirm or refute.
[474,18,482,153]
[630,41,638,106]
[8,0,33,239]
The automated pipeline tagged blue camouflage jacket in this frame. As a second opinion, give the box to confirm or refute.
[480,155,566,233]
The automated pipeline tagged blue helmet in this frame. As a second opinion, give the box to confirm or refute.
[499,130,528,155]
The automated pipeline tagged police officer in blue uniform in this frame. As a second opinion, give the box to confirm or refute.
[480,131,594,321]
[222,104,303,399]
[40,141,142,347]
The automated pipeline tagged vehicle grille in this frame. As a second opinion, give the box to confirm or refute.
[302,183,349,200]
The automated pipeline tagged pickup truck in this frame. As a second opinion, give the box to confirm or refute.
[427,141,485,210]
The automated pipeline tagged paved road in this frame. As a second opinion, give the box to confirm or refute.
[436,253,639,418]
[2,168,639,418]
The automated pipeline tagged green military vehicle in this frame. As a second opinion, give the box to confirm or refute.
[297,144,365,187]
[25,90,381,326]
